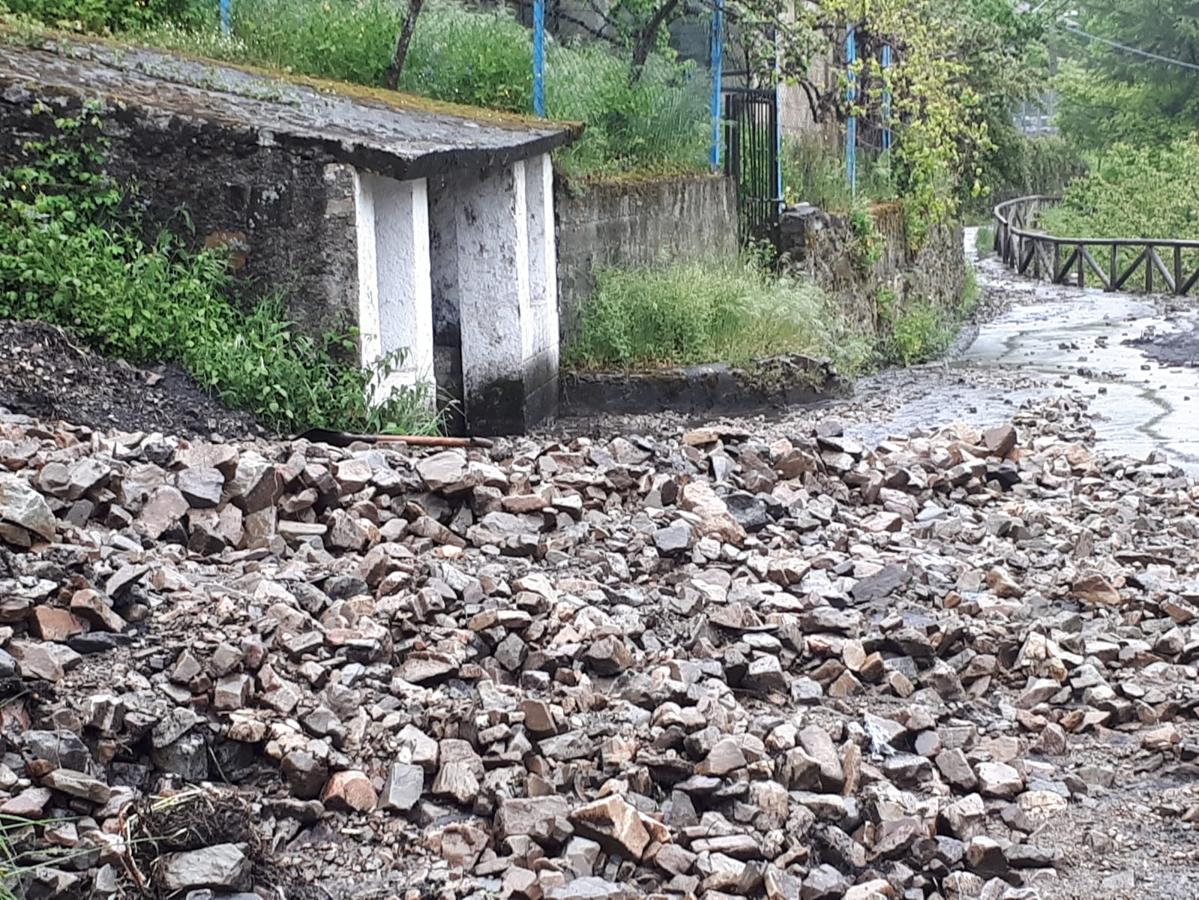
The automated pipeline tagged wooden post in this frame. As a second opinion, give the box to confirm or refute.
[1146,244,1153,293]
[1175,246,1184,295]
[1109,244,1118,292]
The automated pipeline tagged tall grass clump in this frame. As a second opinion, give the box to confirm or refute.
[974,224,994,257]
[783,135,896,212]
[0,105,438,434]
[565,259,872,374]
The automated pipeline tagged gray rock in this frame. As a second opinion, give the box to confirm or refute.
[159,843,251,892]
[177,466,224,508]
[379,762,424,813]
[0,473,56,541]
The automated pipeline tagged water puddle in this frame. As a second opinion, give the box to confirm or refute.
[958,242,1199,472]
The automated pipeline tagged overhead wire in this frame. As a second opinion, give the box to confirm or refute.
[1057,22,1199,73]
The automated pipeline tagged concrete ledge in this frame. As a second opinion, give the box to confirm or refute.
[559,355,847,417]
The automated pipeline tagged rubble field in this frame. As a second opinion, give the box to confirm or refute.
[2,389,1199,900]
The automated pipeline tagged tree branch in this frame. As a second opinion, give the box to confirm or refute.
[385,0,425,90]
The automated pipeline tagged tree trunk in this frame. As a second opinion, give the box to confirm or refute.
[386,0,425,91]
[629,0,682,85]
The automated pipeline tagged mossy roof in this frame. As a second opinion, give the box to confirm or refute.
[0,32,582,180]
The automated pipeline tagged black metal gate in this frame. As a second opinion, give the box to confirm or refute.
[723,87,781,249]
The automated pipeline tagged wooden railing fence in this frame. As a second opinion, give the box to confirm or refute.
[992,195,1199,296]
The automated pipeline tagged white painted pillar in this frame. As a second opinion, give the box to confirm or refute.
[524,153,560,376]
[354,172,435,406]
[455,161,534,434]
[353,174,381,367]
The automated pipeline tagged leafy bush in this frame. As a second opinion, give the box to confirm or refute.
[2,0,198,31]
[975,225,994,258]
[1040,138,1199,243]
[0,105,437,434]
[564,259,873,374]
[230,0,402,87]
[136,0,708,177]
[885,302,951,366]
[967,133,1083,215]
[1038,137,1199,283]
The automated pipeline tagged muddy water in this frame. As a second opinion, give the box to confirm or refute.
[849,229,1199,472]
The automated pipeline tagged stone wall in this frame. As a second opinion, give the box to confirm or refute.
[0,91,362,340]
[786,203,966,340]
[554,174,739,342]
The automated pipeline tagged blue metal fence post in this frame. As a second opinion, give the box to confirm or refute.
[220,0,231,35]
[533,0,546,116]
[774,31,783,204]
[709,0,724,171]
[846,25,857,196]
[881,43,892,154]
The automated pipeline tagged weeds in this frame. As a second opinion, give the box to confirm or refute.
[783,135,897,213]
[565,258,873,375]
[0,104,438,434]
[886,302,951,366]
[975,224,994,258]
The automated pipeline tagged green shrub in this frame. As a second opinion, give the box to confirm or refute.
[1040,138,1199,242]
[230,0,402,86]
[886,302,950,366]
[974,224,994,257]
[3,0,198,31]
[1038,137,1199,281]
[0,105,437,434]
[848,200,884,270]
[964,132,1083,216]
[565,259,872,374]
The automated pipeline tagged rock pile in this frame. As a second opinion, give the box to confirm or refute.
[1,398,1198,898]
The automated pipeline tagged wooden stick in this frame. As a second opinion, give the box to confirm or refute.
[297,428,494,449]
[374,434,494,449]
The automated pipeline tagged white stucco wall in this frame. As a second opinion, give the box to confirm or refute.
[354,152,561,433]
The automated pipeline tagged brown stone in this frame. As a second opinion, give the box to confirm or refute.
[30,607,86,642]
[320,770,377,812]
[68,590,126,632]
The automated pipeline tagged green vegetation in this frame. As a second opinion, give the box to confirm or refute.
[0,105,438,434]
[1055,1,1198,154]
[1037,138,1199,278]
[886,301,949,366]
[1039,140,1199,242]
[877,264,978,366]
[132,0,708,178]
[970,134,1082,213]
[565,259,873,375]
[1030,2,1199,276]
[782,136,896,213]
[3,0,196,31]
[975,225,994,257]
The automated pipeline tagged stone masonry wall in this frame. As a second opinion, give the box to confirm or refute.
[0,91,361,340]
[554,174,739,342]
[792,203,966,341]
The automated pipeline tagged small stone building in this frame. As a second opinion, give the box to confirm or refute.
[0,39,579,434]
